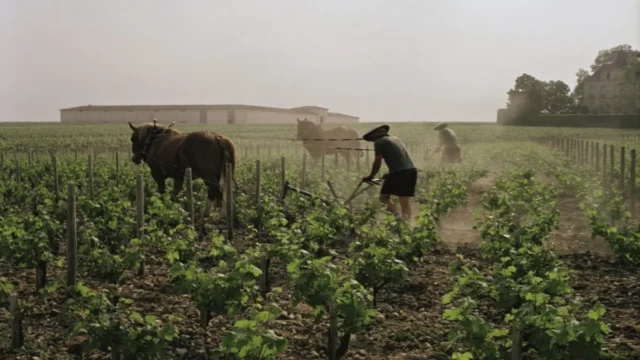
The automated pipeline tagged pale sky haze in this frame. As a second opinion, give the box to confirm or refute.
[2,0,639,123]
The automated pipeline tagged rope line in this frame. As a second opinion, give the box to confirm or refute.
[140,131,366,143]
[232,135,375,152]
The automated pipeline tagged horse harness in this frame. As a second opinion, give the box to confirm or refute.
[139,129,233,192]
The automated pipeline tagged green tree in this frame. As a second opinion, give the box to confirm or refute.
[506,73,545,115]
[543,80,573,114]
[589,44,634,73]
[572,68,590,113]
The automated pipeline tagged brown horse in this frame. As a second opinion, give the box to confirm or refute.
[128,120,237,208]
[295,118,363,163]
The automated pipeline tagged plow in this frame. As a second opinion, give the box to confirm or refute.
[281,178,382,207]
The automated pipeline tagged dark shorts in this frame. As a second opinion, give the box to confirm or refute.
[380,168,418,197]
[443,146,462,163]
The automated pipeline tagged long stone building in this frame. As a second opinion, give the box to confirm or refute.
[59,104,359,125]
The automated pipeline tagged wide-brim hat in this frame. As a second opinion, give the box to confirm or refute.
[362,124,390,141]
[434,123,448,131]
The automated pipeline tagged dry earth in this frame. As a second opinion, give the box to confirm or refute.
[1,167,639,360]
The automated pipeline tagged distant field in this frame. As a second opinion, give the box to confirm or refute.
[1,121,639,154]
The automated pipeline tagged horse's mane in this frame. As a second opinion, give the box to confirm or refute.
[137,122,182,136]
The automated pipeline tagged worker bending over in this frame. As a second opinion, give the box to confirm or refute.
[433,123,462,165]
[362,124,417,221]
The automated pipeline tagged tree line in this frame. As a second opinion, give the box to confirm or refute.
[506,44,640,116]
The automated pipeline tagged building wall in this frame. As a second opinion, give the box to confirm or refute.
[244,110,319,124]
[61,107,359,124]
[206,109,228,124]
[326,114,359,124]
[61,109,201,123]
[150,110,179,123]
[583,66,638,113]
[174,110,200,123]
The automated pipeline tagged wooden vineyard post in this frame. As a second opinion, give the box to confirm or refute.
[631,149,637,217]
[328,301,338,360]
[255,159,270,299]
[512,328,522,360]
[586,141,590,165]
[15,159,20,184]
[136,175,145,276]
[591,141,595,165]
[67,183,77,290]
[259,256,270,300]
[584,140,588,165]
[567,139,572,161]
[610,145,615,186]
[596,143,600,172]
[115,152,120,179]
[578,140,583,165]
[603,145,608,186]
[88,154,94,199]
[10,294,24,349]
[620,146,626,192]
[52,154,59,200]
[346,150,351,172]
[255,160,261,203]
[586,140,590,165]
[185,168,195,228]
[225,162,234,242]
[300,152,307,189]
[576,139,580,163]
[280,157,286,204]
[35,258,47,292]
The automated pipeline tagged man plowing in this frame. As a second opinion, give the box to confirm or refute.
[362,124,417,222]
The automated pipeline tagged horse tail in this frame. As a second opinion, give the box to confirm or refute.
[216,135,239,192]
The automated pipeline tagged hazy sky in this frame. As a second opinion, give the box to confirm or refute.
[2,0,639,123]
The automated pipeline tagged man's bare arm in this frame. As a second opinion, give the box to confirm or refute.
[367,154,383,179]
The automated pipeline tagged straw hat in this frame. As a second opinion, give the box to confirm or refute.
[434,123,448,131]
[362,124,390,141]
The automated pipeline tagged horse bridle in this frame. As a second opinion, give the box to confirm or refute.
[138,122,176,161]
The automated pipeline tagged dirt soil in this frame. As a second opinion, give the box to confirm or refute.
[435,166,497,248]
[1,167,639,360]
